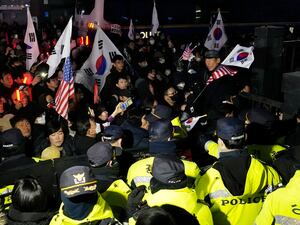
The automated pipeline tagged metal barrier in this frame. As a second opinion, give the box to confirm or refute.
[239,92,283,113]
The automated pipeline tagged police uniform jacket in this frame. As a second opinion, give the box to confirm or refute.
[138,187,213,225]
[255,170,300,225]
[126,156,200,188]
[195,153,281,225]
[49,193,114,225]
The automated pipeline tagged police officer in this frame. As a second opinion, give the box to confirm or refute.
[102,125,135,177]
[254,165,300,224]
[49,166,120,225]
[128,155,213,225]
[195,117,282,225]
[126,119,199,189]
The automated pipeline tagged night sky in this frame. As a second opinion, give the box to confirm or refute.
[76,0,299,25]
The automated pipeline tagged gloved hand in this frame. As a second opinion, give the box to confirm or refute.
[126,185,147,218]
[197,134,212,149]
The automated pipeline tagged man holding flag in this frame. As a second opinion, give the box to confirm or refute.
[188,50,250,115]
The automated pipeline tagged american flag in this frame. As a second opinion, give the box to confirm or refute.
[55,57,74,120]
[206,65,238,85]
[181,44,193,61]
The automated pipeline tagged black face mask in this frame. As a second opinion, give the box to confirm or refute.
[170,94,180,102]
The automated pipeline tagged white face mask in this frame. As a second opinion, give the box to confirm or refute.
[149,39,155,45]
[159,58,165,64]
[165,69,171,76]
[195,57,201,62]
[172,48,176,53]
[177,82,185,90]
[95,123,101,134]
[140,61,148,68]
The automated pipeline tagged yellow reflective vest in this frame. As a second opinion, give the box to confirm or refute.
[144,187,213,225]
[171,116,188,139]
[49,193,113,225]
[195,157,281,225]
[129,187,213,225]
[255,170,300,225]
[126,157,200,188]
[205,140,286,163]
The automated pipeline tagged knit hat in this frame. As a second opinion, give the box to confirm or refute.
[0,128,26,157]
[152,155,187,185]
[41,146,61,160]
[87,142,112,167]
[145,105,173,123]
[149,119,173,142]
[217,117,244,141]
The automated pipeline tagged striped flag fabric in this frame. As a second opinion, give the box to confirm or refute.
[55,57,74,120]
[206,65,238,85]
[181,44,193,61]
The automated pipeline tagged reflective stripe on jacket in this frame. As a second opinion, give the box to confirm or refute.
[255,170,300,225]
[126,157,200,188]
[142,187,213,225]
[195,157,281,225]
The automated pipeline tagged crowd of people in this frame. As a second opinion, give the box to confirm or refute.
[0,20,300,225]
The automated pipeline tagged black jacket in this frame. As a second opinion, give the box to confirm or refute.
[121,120,149,150]
[7,207,53,225]
[34,135,75,157]
[91,164,120,193]
[73,134,97,155]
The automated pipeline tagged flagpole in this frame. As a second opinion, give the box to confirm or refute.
[188,85,208,114]
[191,85,208,106]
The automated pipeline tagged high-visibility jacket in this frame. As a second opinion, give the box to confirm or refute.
[49,193,113,225]
[126,157,200,188]
[143,187,213,225]
[195,157,281,225]
[102,179,131,209]
[205,140,286,163]
[171,116,188,139]
[0,185,14,209]
[255,170,300,225]
[129,187,213,225]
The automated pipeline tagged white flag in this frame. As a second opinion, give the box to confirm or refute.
[128,19,135,40]
[76,27,122,92]
[24,7,39,71]
[151,1,159,34]
[204,11,227,51]
[222,44,255,69]
[183,115,207,132]
[47,17,73,78]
